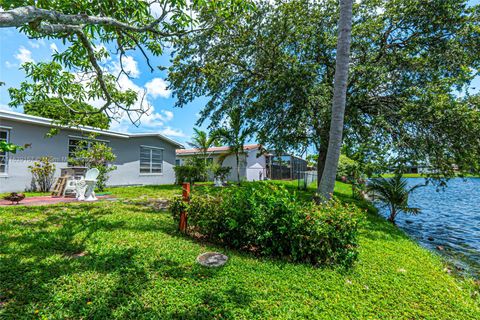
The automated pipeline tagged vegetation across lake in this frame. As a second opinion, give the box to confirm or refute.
[1,181,479,319]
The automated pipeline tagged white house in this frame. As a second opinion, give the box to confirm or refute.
[176,145,308,182]
[0,110,183,193]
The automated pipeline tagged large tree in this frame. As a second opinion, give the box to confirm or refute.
[0,1,251,124]
[169,0,480,184]
[24,97,110,129]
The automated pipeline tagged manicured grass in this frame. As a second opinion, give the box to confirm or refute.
[380,173,427,178]
[1,182,479,319]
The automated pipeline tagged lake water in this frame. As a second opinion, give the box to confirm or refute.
[377,178,480,277]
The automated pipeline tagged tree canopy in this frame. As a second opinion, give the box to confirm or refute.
[0,0,253,124]
[24,98,110,129]
[169,0,480,181]
[188,128,218,163]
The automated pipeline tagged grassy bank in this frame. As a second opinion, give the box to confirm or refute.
[1,182,479,319]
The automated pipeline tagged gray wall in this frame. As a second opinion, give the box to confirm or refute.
[0,119,177,193]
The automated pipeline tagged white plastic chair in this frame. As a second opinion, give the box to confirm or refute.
[76,168,100,201]
[63,177,77,197]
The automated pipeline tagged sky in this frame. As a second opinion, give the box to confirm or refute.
[0,0,479,147]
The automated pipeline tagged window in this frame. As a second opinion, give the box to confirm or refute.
[68,137,108,166]
[0,130,8,174]
[175,159,181,166]
[140,146,163,174]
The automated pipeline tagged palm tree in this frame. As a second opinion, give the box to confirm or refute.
[318,0,354,200]
[188,128,218,165]
[215,108,252,184]
[367,175,423,224]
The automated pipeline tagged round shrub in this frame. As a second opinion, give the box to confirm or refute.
[170,183,363,267]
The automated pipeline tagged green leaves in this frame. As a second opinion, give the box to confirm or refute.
[169,0,480,180]
[68,136,117,191]
[0,141,26,153]
[179,182,363,266]
[2,0,254,125]
[24,97,111,129]
[367,174,424,223]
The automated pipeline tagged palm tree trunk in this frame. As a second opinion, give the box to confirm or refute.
[388,206,397,224]
[318,0,354,200]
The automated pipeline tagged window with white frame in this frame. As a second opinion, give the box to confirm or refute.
[0,130,8,174]
[140,146,163,174]
[68,137,108,166]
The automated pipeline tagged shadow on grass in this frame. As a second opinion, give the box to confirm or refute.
[169,286,263,319]
[0,202,259,318]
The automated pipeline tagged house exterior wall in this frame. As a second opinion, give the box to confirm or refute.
[245,149,266,181]
[176,153,247,182]
[176,148,267,182]
[0,118,177,193]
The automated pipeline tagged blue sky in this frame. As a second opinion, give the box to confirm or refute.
[1,1,479,146]
[0,27,207,145]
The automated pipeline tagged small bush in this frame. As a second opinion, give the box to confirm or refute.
[29,156,56,192]
[336,155,360,181]
[171,183,363,267]
[210,164,232,182]
[174,157,208,185]
[69,137,117,191]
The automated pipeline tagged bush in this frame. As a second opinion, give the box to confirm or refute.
[174,157,208,185]
[29,157,56,192]
[171,183,363,266]
[336,155,360,181]
[210,163,232,182]
[337,155,367,199]
[69,138,117,192]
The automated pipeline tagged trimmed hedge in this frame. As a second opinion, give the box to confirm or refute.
[171,183,363,267]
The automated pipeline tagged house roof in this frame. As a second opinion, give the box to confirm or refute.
[176,144,261,156]
[0,110,184,148]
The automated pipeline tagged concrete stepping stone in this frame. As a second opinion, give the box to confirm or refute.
[196,252,228,267]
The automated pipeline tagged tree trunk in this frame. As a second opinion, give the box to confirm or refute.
[318,0,354,200]
[316,146,327,189]
[236,152,241,185]
[388,206,397,224]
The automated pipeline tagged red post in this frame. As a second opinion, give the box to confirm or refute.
[179,182,190,233]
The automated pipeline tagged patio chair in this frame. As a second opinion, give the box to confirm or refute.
[76,168,100,201]
[63,176,79,197]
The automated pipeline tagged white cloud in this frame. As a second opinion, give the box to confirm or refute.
[71,54,180,135]
[160,127,187,138]
[28,41,40,49]
[121,55,140,78]
[145,78,171,99]
[162,110,174,121]
[14,46,34,64]
[5,61,16,68]
[28,39,45,49]
[49,43,59,53]
[110,55,140,78]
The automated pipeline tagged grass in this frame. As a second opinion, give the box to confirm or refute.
[1,181,479,319]
[381,173,427,178]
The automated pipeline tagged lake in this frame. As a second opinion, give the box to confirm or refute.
[376,177,480,277]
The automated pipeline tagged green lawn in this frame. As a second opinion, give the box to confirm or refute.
[1,181,479,319]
